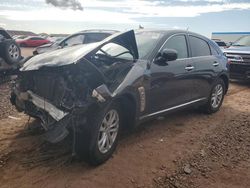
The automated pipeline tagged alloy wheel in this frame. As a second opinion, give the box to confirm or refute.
[8,44,19,60]
[211,84,223,109]
[98,109,119,154]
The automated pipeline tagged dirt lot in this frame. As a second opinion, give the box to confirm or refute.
[21,47,35,58]
[0,48,249,188]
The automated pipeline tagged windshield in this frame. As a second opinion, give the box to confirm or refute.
[97,31,163,60]
[232,35,250,47]
[98,42,133,60]
[135,31,163,59]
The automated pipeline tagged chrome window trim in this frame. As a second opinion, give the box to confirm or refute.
[139,97,207,120]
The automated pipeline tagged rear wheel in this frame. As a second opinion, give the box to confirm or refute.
[76,102,121,165]
[201,78,225,114]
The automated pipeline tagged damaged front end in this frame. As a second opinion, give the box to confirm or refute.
[11,30,138,144]
[11,62,102,143]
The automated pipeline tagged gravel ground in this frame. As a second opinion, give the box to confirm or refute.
[0,83,16,120]
[0,48,249,188]
[0,47,34,119]
[153,113,250,188]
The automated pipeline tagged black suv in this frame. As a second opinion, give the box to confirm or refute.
[223,35,250,80]
[11,30,229,165]
[0,28,21,79]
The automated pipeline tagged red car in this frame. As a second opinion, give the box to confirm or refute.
[16,36,50,47]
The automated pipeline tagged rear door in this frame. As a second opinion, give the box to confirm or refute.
[188,35,219,99]
[149,34,196,113]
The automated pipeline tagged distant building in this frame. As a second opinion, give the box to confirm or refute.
[211,32,250,44]
[6,30,37,37]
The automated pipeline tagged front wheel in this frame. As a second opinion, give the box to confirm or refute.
[201,79,225,114]
[76,102,121,165]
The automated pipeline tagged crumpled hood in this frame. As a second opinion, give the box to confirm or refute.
[21,43,99,71]
[21,30,139,71]
[223,46,250,54]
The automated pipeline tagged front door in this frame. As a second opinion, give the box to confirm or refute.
[149,34,195,113]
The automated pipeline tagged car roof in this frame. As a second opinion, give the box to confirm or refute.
[76,29,119,34]
[136,29,210,40]
[26,36,44,39]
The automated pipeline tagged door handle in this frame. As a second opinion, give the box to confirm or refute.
[185,66,194,71]
[213,62,219,67]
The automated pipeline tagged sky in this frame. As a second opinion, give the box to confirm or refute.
[0,0,250,37]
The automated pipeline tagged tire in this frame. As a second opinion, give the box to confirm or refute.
[75,102,122,165]
[201,78,225,114]
[0,40,21,65]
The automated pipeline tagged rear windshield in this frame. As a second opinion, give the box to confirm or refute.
[232,35,250,47]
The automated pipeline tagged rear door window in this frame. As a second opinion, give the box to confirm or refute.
[189,36,211,57]
[210,45,219,55]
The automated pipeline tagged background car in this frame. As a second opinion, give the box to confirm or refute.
[213,39,229,49]
[48,36,65,43]
[12,30,229,165]
[0,27,22,79]
[223,35,250,80]
[33,29,118,55]
[16,36,50,47]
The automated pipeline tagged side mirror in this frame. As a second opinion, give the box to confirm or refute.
[162,49,178,61]
[154,49,178,66]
